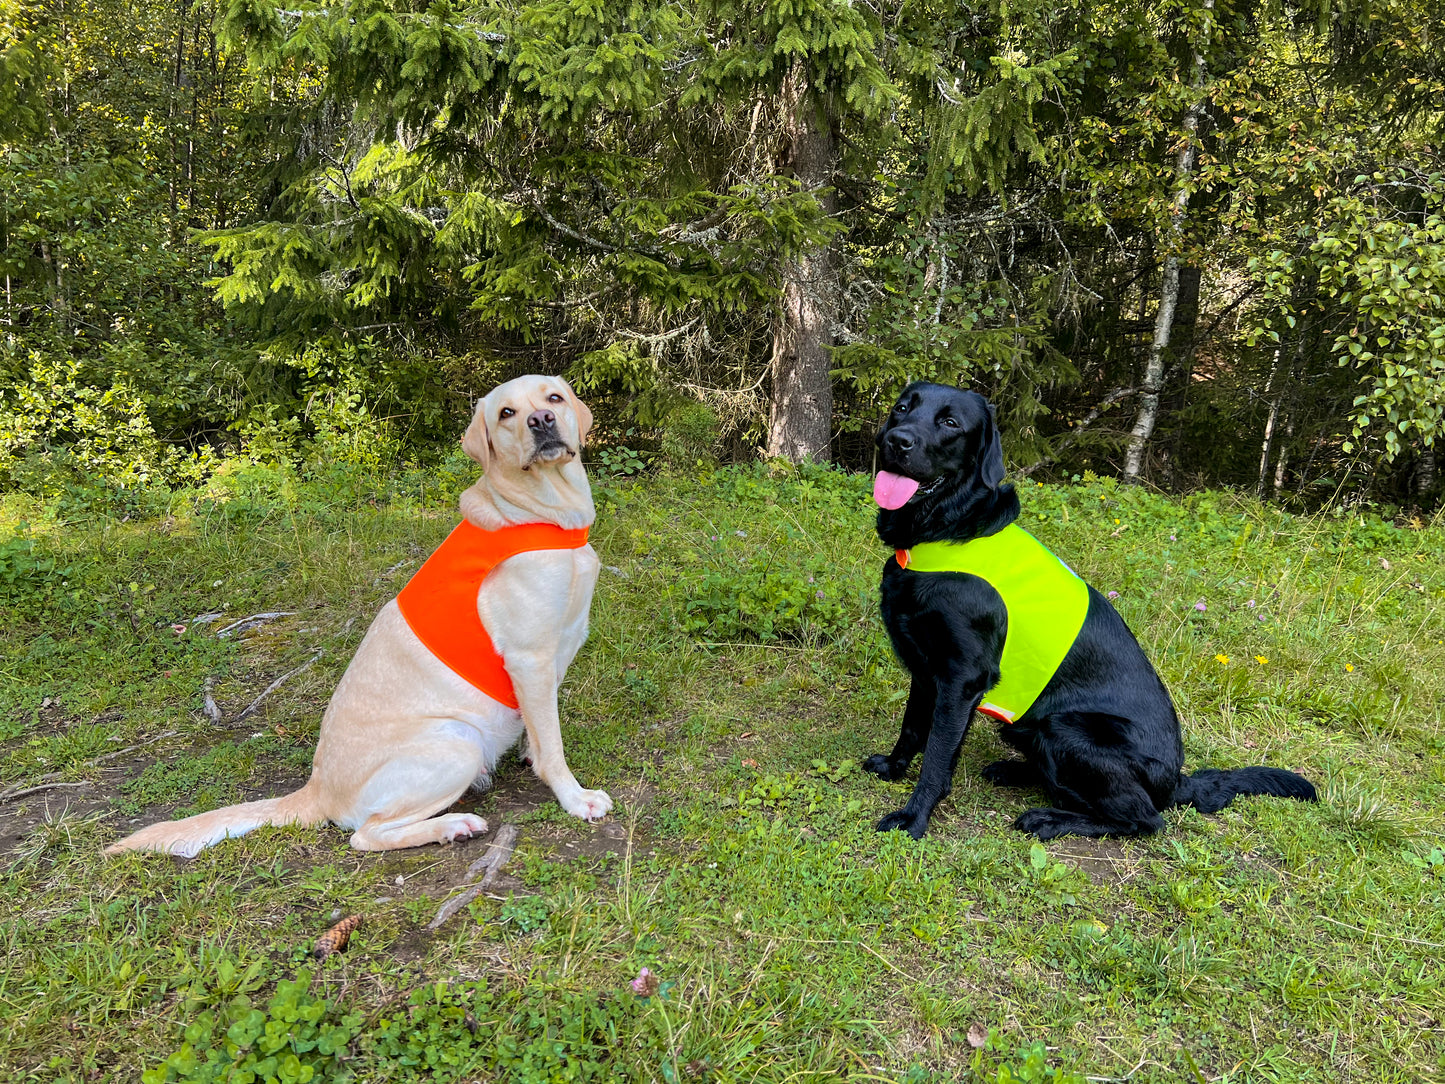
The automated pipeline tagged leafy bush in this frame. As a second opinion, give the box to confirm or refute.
[683,564,847,642]
[658,402,720,467]
[0,533,70,607]
[593,444,649,477]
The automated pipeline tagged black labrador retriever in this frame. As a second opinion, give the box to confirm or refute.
[864,381,1317,840]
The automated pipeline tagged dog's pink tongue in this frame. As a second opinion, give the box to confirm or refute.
[873,470,921,510]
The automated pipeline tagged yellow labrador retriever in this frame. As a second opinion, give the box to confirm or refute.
[107,375,612,857]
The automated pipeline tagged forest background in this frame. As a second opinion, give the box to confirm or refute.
[2,0,1443,505]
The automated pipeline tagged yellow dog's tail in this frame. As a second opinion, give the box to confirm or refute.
[105,782,326,859]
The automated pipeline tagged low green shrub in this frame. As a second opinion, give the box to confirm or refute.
[142,971,361,1084]
[682,564,848,642]
[146,975,654,1084]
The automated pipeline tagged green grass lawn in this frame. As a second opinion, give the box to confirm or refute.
[2,455,1443,1082]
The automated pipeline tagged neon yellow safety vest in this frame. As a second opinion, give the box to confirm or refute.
[894,523,1089,723]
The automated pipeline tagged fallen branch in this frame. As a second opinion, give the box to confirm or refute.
[0,730,178,802]
[235,651,324,723]
[1018,386,1136,478]
[427,824,519,930]
[91,730,179,765]
[0,780,93,803]
[215,612,296,639]
[203,677,223,723]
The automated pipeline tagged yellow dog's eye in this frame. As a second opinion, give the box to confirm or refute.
[548,393,564,403]
[499,407,515,419]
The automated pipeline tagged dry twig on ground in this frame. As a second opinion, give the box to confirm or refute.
[427,824,520,930]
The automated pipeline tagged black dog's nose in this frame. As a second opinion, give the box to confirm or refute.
[527,409,556,430]
[886,430,915,453]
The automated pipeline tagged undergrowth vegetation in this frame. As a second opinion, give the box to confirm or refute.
[1,459,1442,1081]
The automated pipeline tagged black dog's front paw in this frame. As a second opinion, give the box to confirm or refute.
[877,807,930,839]
[862,754,908,781]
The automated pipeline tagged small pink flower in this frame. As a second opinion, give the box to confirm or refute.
[1246,599,1256,608]
[815,590,825,600]
[1194,601,1207,612]
[631,968,659,997]
[1169,534,1177,542]
[1107,590,1119,599]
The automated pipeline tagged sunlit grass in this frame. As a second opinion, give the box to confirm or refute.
[1,459,1442,1081]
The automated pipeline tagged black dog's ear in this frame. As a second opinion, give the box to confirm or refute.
[977,403,1006,489]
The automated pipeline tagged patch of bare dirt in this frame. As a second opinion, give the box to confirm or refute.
[361,767,657,912]
[0,789,115,851]
[1050,837,1140,885]
[0,748,200,853]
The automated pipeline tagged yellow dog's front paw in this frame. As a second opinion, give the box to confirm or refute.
[561,788,613,822]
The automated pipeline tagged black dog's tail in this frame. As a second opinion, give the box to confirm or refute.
[1171,767,1317,814]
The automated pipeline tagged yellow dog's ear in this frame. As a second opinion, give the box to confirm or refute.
[461,398,491,470]
[561,379,594,446]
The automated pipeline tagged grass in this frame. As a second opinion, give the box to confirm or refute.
[1,452,1443,1082]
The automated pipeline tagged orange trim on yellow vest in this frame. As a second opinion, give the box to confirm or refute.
[396,520,591,709]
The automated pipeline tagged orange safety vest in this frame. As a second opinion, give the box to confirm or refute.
[396,520,591,709]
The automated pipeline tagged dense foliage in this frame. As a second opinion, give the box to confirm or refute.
[2,0,1442,503]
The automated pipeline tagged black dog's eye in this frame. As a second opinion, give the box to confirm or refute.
[941,416,959,428]
[547,393,564,403]
[499,407,515,419]
[894,403,908,415]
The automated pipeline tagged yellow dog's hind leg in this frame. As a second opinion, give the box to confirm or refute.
[342,730,491,851]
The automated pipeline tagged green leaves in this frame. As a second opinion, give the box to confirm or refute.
[0,0,53,141]
[144,971,363,1084]
[684,0,897,117]
[1246,186,1445,462]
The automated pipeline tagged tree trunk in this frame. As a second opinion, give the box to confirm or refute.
[39,239,67,334]
[1260,303,1309,498]
[1418,447,1437,501]
[1123,0,1213,481]
[1257,344,1285,498]
[170,3,185,235]
[1158,264,1202,487]
[766,65,837,463]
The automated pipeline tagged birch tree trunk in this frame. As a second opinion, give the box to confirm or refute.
[1123,0,1213,481]
[1158,264,1201,487]
[766,65,837,463]
[1257,344,1285,498]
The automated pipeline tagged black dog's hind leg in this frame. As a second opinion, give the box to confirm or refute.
[877,679,987,839]
[1013,794,1164,840]
[1010,713,1170,840]
[863,679,936,782]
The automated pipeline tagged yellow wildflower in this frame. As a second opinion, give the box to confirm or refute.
[1254,655,1268,665]
[1345,663,1354,672]
[1215,654,1229,665]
